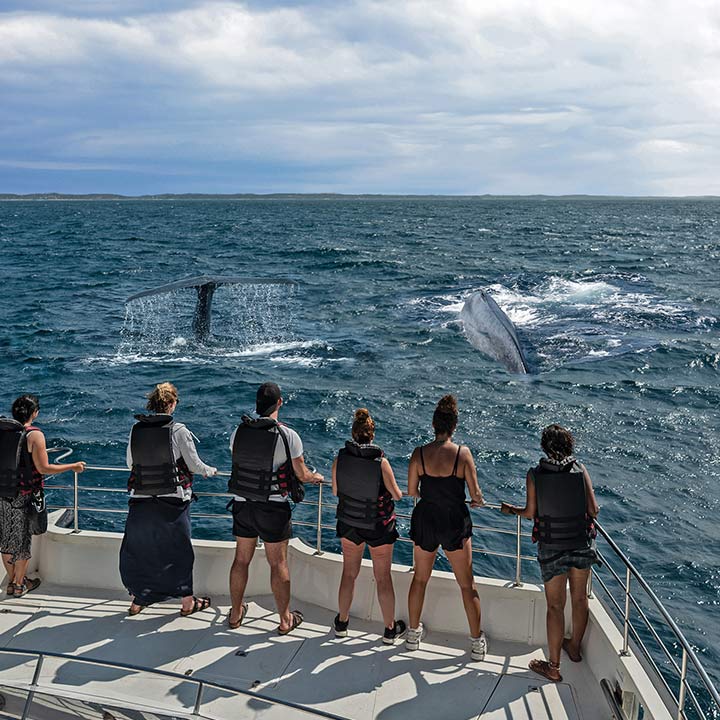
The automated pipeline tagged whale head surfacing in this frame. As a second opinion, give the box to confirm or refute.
[460,290,529,374]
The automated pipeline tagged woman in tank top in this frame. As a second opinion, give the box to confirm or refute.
[405,395,487,661]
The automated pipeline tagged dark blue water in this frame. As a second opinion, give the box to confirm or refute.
[1,197,718,699]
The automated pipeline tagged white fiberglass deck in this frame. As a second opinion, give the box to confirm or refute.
[0,586,605,720]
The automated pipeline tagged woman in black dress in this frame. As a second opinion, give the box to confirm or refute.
[406,395,486,660]
[120,382,217,616]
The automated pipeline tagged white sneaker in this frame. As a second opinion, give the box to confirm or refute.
[470,632,487,661]
[405,623,424,651]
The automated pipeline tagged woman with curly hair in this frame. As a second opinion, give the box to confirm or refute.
[405,395,487,660]
[120,383,217,617]
[501,424,600,682]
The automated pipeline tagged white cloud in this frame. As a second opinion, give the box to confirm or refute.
[1,1,719,193]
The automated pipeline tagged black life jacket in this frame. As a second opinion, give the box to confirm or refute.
[229,417,287,502]
[533,459,591,550]
[129,414,183,496]
[0,418,33,500]
[336,441,386,530]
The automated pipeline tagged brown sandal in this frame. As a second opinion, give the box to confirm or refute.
[6,582,15,597]
[277,610,304,636]
[128,603,145,617]
[228,603,248,629]
[180,596,211,617]
[562,638,582,663]
[529,658,562,683]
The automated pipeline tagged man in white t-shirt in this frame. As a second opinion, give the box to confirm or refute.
[227,382,323,635]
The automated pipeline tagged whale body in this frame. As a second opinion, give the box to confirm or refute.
[127,275,297,341]
[460,290,529,374]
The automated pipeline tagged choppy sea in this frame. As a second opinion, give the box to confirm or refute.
[1,197,718,696]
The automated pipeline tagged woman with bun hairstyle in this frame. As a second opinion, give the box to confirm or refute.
[501,424,600,683]
[331,408,406,643]
[120,383,217,617]
[0,394,86,597]
[406,395,487,660]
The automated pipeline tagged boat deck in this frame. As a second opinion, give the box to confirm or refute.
[0,584,607,720]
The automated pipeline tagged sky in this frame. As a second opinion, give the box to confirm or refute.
[1,0,719,195]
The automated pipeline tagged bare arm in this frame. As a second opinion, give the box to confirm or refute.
[381,458,403,501]
[461,446,485,507]
[291,455,324,484]
[331,457,338,496]
[407,448,421,497]
[29,431,85,475]
[501,471,536,519]
[582,465,600,517]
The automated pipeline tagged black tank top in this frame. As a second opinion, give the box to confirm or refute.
[418,445,466,510]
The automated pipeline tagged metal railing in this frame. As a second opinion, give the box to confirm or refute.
[0,647,345,720]
[40,459,720,720]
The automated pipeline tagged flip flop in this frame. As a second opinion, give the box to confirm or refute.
[180,596,211,617]
[228,602,248,629]
[277,610,304,636]
[529,659,562,683]
[562,638,582,663]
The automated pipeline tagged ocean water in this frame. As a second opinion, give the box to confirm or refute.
[1,197,718,700]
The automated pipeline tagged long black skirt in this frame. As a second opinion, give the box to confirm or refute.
[119,497,194,606]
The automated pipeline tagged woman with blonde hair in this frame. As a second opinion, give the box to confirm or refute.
[406,395,487,660]
[331,408,406,643]
[120,382,217,617]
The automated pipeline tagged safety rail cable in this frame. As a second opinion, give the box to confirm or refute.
[0,647,346,720]
[41,463,720,719]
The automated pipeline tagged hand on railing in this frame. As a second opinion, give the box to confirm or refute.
[72,462,87,474]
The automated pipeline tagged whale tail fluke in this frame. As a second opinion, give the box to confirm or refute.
[126,275,297,341]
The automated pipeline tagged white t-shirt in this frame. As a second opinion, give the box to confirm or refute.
[126,421,217,501]
[229,423,303,503]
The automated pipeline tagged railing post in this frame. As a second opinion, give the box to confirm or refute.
[315,482,323,555]
[587,569,594,599]
[621,567,631,656]
[513,514,522,586]
[20,654,45,720]
[677,648,688,720]
[73,472,79,532]
[192,681,204,716]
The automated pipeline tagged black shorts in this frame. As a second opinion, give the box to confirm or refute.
[231,500,292,544]
[409,501,472,553]
[336,519,399,548]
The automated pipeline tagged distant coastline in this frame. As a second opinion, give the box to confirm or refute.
[0,193,718,201]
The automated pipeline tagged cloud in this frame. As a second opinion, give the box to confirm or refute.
[1,1,719,194]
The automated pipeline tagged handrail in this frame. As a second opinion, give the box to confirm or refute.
[40,463,720,720]
[1,646,346,719]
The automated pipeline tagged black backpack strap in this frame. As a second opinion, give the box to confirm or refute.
[277,426,294,470]
[452,446,462,476]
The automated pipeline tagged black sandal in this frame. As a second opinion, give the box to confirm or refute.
[277,610,304,636]
[6,582,15,597]
[180,596,211,617]
[529,658,562,683]
[128,603,145,617]
[14,578,41,598]
[228,602,248,629]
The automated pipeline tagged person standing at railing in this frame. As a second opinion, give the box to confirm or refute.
[227,382,323,635]
[1,394,86,598]
[121,382,217,617]
[501,424,600,683]
[405,394,487,660]
[331,408,406,644]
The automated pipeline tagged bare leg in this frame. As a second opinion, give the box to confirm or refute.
[566,567,591,660]
[229,537,257,624]
[2,554,15,585]
[265,540,292,631]
[13,558,29,586]
[369,543,395,629]
[544,574,568,670]
[338,538,364,622]
[408,546,437,629]
[446,538,481,637]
